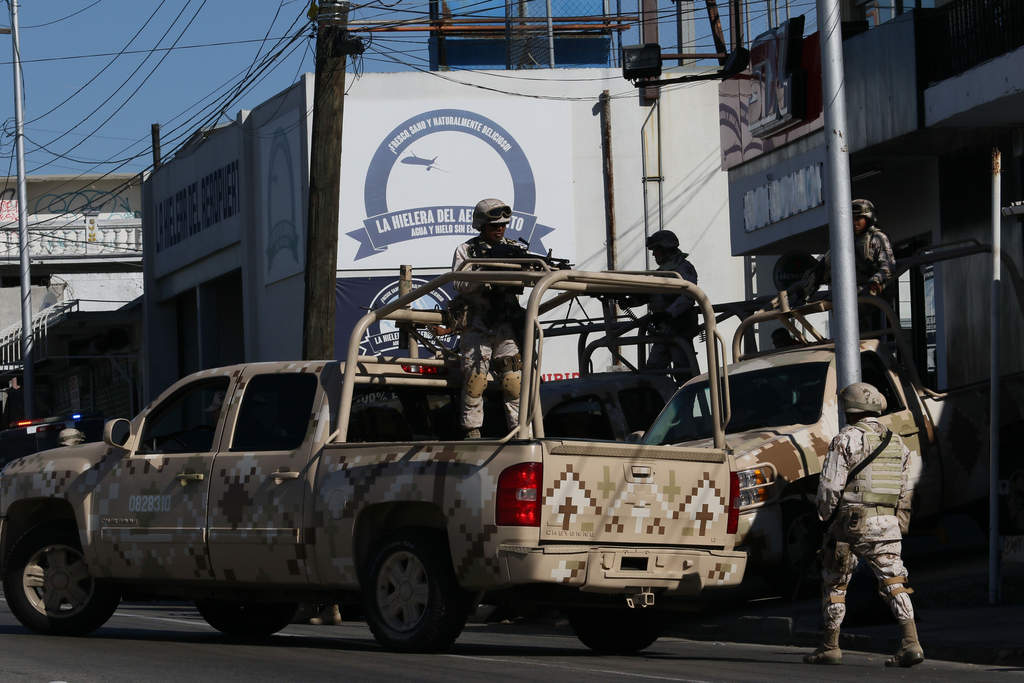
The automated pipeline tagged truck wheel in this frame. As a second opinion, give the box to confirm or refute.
[195,599,298,639]
[363,530,469,652]
[568,608,664,654]
[2,523,119,636]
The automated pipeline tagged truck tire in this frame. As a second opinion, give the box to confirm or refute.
[568,607,664,654]
[2,522,120,636]
[363,530,469,652]
[195,599,298,639]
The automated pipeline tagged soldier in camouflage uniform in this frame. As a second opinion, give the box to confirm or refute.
[792,199,896,301]
[620,230,699,379]
[451,198,524,438]
[804,382,924,668]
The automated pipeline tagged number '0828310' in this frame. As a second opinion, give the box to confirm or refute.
[127,495,172,513]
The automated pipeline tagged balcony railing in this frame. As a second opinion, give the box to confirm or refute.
[920,0,1024,85]
[0,221,142,260]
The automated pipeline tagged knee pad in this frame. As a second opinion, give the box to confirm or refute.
[501,369,521,400]
[881,575,914,598]
[465,369,489,398]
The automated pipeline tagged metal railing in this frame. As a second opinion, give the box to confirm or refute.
[0,223,142,260]
[0,299,139,372]
[920,0,1024,85]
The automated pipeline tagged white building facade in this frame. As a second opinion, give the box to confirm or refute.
[142,68,745,399]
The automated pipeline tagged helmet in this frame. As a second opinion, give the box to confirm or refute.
[472,198,512,229]
[646,230,679,251]
[59,427,85,446]
[840,382,886,415]
[852,199,875,226]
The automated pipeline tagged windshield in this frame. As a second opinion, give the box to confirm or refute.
[644,362,830,445]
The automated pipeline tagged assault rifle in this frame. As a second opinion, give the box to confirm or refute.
[488,238,572,271]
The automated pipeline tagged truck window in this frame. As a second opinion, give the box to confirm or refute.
[860,352,903,414]
[644,362,829,445]
[137,378,229,454]
[230,373,317,451]
[618,386,667,433]
[545,395,614,440]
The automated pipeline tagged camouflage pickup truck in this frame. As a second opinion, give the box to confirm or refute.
[642,294,1024,591]
[0,266,744,653]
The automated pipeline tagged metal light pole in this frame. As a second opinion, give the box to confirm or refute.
[6,2,32,418]
[989,148,1001,605]
[817,0,860,394]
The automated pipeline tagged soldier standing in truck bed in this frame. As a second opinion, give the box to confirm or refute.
[791,199,896,299]
[451,198,525,439]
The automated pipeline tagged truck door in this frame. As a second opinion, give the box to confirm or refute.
[93,374,231,581]
[206,369,322,584]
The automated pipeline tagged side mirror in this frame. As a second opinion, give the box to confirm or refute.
[103,418,132,449]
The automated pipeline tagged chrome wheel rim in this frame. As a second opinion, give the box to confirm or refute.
[376,550,429,632]
[22,543,95,618]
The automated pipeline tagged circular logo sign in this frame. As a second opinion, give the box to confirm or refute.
[772,251,818,291]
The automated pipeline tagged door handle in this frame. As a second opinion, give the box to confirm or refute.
[175,472,205,486]
[271,471,301,485]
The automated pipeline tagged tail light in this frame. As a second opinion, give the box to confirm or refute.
[496,462,542,527]
[401,363,442,375]
[727,472,740,534]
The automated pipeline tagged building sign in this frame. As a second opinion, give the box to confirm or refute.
[743,162,823,233]
[749,17,807,139]
[340,102,575,269]
[154,159,240,253]
[334,276,457,358]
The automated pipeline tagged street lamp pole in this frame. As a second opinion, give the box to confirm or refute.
[5,1,33,418]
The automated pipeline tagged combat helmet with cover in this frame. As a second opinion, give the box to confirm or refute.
[852,198,876,227]
[472,198,512,229]
[840,382,886,415]
[646,229,680,251]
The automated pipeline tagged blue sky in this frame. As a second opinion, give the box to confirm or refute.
[0,0,815,178]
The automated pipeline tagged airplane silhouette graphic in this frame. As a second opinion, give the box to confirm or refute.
[400,152,445,172]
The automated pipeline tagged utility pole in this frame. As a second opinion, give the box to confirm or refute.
[817,0,860,394]
[6,3,32,418]
[303,0,351,361]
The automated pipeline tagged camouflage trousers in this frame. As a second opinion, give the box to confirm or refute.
[459,326,520,432]
[820,532,914,630]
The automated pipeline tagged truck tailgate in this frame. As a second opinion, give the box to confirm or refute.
[541,441,737,549]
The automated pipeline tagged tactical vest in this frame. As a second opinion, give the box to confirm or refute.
[843,421,904,506]
[855,227,882,281]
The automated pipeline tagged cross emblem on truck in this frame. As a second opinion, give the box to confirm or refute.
[558,497,579,530]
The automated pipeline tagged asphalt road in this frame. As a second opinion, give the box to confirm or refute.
[0,598,1020,682]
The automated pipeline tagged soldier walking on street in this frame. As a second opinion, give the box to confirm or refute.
[804,382,924,667]
[451,198,525,439]
[620,230,699,380]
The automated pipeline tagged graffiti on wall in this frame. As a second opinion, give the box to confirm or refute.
[32,188,138,216]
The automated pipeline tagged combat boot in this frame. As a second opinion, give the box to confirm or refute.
[803,628,842,665]
[464,428,481,439]
[885,619,924,667]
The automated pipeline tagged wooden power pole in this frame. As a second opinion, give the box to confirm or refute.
[303,0,352,360]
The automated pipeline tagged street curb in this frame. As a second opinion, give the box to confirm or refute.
[665,616,1024,666]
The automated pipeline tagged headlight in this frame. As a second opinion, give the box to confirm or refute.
[736,466,776,507]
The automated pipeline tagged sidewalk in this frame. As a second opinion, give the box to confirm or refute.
[666,518,1024,666]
